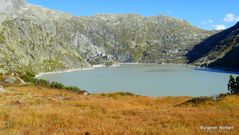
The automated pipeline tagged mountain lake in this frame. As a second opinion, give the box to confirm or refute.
[37,64,239,96]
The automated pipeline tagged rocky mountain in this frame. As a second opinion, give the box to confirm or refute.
[0,0,25,14]
[0,0,214,74]
[187,22,239,69]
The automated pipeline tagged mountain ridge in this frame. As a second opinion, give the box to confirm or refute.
[0,0,216,74]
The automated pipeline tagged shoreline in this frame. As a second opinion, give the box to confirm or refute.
[35,63,121,78]
[36,62,186,78]
[35,67,93,78]
[36,62,239,78]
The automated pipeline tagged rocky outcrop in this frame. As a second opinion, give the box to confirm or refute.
[0,0,26,13]
[0,0,214,74]
[78,14,214,63]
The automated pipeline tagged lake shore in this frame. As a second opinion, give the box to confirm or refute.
[36,62,239,79]
[36,62,196,78]
[35,63,121,78]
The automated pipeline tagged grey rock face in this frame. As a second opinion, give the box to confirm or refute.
[0,0,26,13]
[76,14,214,63]
[0,1,216,74]
[0,0,27,22]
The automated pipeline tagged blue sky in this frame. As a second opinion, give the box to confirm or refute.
[27,0,239,30]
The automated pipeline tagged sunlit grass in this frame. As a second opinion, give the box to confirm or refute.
[0,85,238,134]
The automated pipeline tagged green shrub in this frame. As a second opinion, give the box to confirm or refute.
[20,72,82,93]
[48,82,81,92]
[65,86,81,92]
[26,71,35,78]
[228,75,239,94]
[35,79,50,86]
[180,96,214,106]
[34,79,81,92]
[100,92,137,97]
[21,75,37,83]
[105,61,114,66]
[49,81,65,89]
[0,34,5,43]
[21,71,37,83]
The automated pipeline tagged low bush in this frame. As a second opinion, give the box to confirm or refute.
[0,34,5,43]
[35,79,50,86]
[179,96,214,106]
[65,86,81,92]
[105,61,114,66]
[20,72,82,92]
[228,75,239,94]
[49,81,65,89]
[21,71,37,83]
[100,92,137,97]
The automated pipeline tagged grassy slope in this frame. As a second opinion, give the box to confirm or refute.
[0,85,238,135]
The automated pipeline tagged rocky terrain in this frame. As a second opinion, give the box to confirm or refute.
[0,0,214,74]
[187,22,239,69]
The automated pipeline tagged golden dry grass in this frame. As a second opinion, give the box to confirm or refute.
[0,85,238,135]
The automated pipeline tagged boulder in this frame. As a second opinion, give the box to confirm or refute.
[3,76,16,84]
[77,90,90,96]
[0,85,5,92]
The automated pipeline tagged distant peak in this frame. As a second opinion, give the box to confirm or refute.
[232,21,239,29]
[236,21,239,26]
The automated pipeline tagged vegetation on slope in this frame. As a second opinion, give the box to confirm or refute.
[0,25,5,43]
[20,72,82,93]
[0,34,4,43]
[228,75,239,94]
[0,71,82,93]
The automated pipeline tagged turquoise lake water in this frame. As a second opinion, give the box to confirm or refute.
[38,64,238,96]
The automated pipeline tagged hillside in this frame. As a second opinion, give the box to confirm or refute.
[0,0,214,74]
[187,22,239,69]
